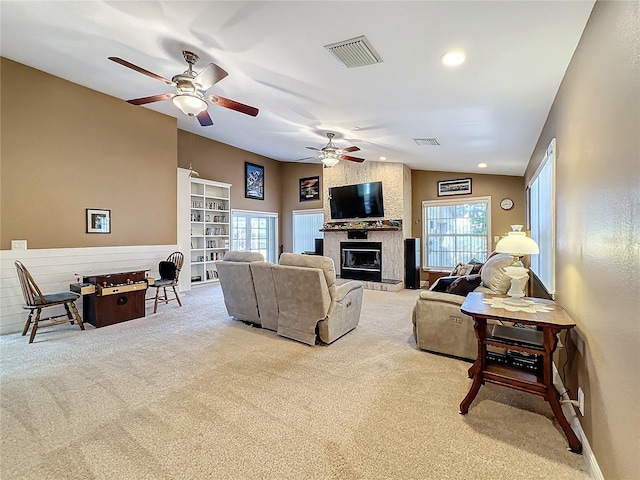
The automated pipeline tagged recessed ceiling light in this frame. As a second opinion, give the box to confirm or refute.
[379,156,387,161]
[478,163,487,168]
[442,50,466,67]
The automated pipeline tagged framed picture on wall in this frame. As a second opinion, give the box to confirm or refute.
[245,162,264,200]
[437,178,472,196]
[86,208,111,234]
[299,176,320,202]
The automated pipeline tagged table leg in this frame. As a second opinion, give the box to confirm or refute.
[460,316,486,414]
[547,385,583,453]
[459,372,483,414]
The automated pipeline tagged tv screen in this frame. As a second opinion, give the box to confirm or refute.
[329,181,384,220]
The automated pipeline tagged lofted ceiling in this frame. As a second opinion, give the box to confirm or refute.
[0,1,594,176]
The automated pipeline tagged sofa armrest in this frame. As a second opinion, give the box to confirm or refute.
[335,280,363,302]
[418,289,466,305]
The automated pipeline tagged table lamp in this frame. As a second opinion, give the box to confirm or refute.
[495,225,539,306]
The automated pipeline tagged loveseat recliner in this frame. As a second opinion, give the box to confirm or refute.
[412,253,515,360]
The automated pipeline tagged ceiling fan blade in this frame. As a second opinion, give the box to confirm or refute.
[197,110,214,127]
[209,95,259,117]
[126,93,173,105]
[305,146,321,151]
[341,146,360,153]
[108,57,174,86]
[293,156,318,162]
[340,155,366,163]
[193,63,229,90]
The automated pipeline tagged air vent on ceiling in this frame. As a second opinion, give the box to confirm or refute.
[324,35,383,68]
[413,138,441,146]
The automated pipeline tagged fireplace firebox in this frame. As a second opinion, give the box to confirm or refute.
[340,242,382,282]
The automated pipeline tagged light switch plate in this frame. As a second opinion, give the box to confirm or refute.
[11,240,27,250]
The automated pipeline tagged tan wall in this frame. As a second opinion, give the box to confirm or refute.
[411,170,525,280]
[0,58,177,249]
[524,2,639,478]
[177,129,282,217]
[176,131,283,253]
[279,163,323,253]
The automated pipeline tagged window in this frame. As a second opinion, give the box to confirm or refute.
[527,138,555,296]
[422,196,491,269]
[292,209,324,254]
[231,210,278,263]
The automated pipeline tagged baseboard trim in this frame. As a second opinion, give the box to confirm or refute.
[552,364,604,480]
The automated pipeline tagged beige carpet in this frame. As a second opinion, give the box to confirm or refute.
[0,286,588,479]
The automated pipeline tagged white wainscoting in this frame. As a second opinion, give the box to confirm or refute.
[0,245,177,335]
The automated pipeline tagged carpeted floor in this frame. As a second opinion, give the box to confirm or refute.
[0,285,588,479]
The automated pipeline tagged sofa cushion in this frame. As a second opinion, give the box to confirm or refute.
[445,274,482,296]
[479,253,514,294]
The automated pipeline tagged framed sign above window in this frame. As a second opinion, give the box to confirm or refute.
[437,178,472,196]
[86,208,111,234]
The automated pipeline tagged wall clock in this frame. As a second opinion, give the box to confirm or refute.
[500,198,514,210]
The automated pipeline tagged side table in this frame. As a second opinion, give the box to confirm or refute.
[459,292,582,453]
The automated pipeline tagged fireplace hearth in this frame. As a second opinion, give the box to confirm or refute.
[340,242,382,282]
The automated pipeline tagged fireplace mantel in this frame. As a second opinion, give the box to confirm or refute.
[320,219,402,232]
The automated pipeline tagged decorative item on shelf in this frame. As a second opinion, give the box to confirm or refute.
[494,225,539,307]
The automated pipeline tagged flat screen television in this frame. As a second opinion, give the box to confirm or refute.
[329,181,384,220]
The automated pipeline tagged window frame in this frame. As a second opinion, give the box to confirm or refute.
[292,208,324,254]
[230,209,279,263]
[421,195,492,270]
[527,138,556,297]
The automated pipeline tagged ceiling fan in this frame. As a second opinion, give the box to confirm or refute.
[303,133,365,167]
[108,50,259,127]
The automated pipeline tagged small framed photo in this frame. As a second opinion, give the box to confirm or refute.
[245,162,264,200]
[437,178,472,196]
[86,208,111,234]
[299,176,320,202]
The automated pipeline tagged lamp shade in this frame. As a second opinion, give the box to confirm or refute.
[172,94,208,116]
[495,225,539,256]
[321,152,340,168]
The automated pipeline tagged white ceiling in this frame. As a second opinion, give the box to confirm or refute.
[1,1,594,176]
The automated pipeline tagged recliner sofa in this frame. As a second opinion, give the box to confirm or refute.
[216,252,363,345]
[412,253,515,360]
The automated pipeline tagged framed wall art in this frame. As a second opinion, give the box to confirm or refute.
[437,178,472,196]
[299,176,320,202]
[86,208,111,234]
[245,162,264,200]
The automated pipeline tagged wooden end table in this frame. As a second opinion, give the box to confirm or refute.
[459,292,582,453]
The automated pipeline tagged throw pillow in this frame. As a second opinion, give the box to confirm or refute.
[430,276,458,292]
[468,258,484,274]
[451,262,474,276]
[159,261,177,280]
[445,274,482,296]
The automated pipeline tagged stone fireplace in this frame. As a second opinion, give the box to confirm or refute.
[322,162,412,291]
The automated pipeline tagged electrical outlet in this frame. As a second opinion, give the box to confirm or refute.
[577,387,585,416]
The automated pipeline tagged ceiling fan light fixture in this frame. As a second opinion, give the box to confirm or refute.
[172,94,208,116]
[321,151,340,168]
[322,156,340,168]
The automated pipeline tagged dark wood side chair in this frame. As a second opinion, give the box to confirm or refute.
[14,260,85,343]
[150,252,184,313]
